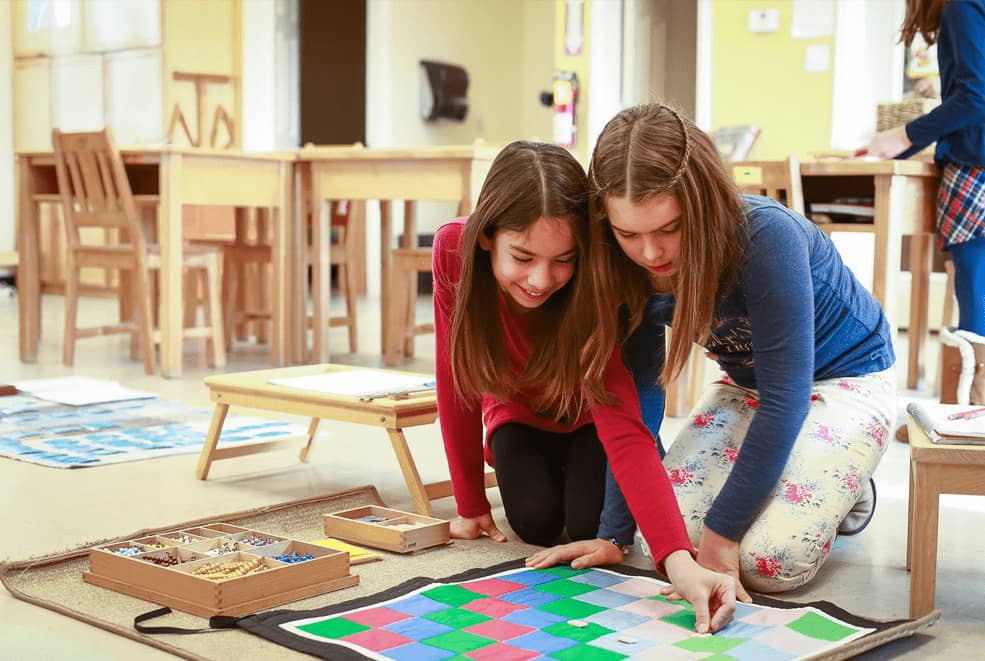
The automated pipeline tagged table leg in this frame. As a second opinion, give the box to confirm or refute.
[909,462,941,617]
[159,153,185,378]
[908,232,932,389]
[386,427,433,516]
[906,454,915,571]
[380,199,393,357]
[196,402,230,480]
[18,160,41,363]
[310,183,332,363]
[299,417,321,462]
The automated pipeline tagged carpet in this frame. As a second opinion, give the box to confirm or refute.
[2,488,940,661]
[0,393,304,468]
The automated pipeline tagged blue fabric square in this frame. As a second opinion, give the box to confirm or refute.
[382,641,456,660]
[502,608,565,629]
[583,607,649,631]
[498,587,563,607]
[569,569,631,589]
[718,620,776,639]
[386,594,452,617]
[574,588,638,609]
[501,570,560,587]
[508,629,578,654]
[383,616,455,640]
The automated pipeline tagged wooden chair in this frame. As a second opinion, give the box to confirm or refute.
[51,128,225,373]
[664,156,806,417]
[387,201,434,362]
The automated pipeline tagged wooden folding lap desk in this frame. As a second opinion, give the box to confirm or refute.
[196,364,455,516]
[905,412,985,617]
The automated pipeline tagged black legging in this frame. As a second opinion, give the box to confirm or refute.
[489,422,607,546]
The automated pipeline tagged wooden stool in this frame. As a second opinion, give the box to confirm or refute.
[905,411,985,617]
[194,364,496,516]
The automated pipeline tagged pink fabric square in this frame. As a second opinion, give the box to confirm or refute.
[464,641,539,660]
[462,643,538,661]
[460,578,528,597]
[619,598,683,619]
[463,596,527,618]
[341,628,412,652]
[342,606,412,627]
[738,607,807,627]
[464,619,534,642]
[608,577,669,598]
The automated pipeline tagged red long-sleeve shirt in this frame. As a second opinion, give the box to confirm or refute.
[432,219,692,563]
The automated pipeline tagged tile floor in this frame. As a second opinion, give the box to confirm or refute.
[1,291,983,660]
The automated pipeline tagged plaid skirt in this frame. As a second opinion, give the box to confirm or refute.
[938,163,985,251]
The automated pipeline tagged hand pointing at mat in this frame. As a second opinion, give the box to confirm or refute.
[450,513,507,542]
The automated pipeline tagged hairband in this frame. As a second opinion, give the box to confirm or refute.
[660,104,691,189]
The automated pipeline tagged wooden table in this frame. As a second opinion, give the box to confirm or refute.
[297,144,499,366]
[801,159,939,389]
[16,147,299,378]
[905,410,985,617]
[194,364,496,517]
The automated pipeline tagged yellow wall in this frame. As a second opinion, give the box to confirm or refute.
[711,1,834,159]
[554,0,591,164]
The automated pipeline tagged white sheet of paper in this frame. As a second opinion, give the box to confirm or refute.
[13,376,156,406]
[269,370,435,399]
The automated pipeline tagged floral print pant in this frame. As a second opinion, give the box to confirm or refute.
[662,367,896,593]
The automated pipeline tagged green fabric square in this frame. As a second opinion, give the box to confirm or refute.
[787,611,858,641]
[651,594,690,607]
[544,620,613,643]
[660,608,697,631]
[674,635,745,654]
[538,598,607,619]
[421,630,496,654]
[422,584,484,607]
[534,578,599,597]
[539,566,588,579]
[424,607,492,629]
[549,643,628,660]
[297,617,369,639]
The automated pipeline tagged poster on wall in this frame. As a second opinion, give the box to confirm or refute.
[564,0,584,56]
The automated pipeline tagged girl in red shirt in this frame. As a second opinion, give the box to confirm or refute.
[433,140,735,633]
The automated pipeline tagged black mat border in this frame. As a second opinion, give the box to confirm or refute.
[237,559,918,661]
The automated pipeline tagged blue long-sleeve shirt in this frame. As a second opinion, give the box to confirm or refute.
[606,196,894,542]
[899,0,985,165]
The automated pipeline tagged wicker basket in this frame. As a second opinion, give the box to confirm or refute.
[876,98,940,131]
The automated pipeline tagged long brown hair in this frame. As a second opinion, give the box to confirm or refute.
[447,141,605,421]
[584,104,747,387]
[900,0,947,46]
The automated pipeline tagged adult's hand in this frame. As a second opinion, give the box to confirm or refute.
[525,538,624,570]
[450,513,506,542]
[857,125,911,159]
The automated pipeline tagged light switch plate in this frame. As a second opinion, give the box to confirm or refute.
[748,8,779,32]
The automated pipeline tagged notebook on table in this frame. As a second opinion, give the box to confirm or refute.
[906,402,985,445]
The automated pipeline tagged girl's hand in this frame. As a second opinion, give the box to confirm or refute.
[450,514,507,542]
[525,538,625,570]
[662,550,737,633]
[858,125,912,159]
[695,528,753,602]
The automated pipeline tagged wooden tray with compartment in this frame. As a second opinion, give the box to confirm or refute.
[83,522,359,617]
[324,505,450,553]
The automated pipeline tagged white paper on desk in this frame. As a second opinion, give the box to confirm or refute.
[269,370,435,399]
[12,376,157,406]
[914,402,985,439]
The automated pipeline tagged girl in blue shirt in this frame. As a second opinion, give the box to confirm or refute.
[865,0,985,344]
[533,104,897,599]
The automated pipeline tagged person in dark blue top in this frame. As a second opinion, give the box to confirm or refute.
[530,103,898,599]
[864,0,985,366]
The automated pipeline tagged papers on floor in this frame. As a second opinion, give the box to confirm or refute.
[12,376,157,407]
[906,402,985,444]
[268,370,435,400]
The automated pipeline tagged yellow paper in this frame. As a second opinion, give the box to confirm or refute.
[312,538,381,564]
